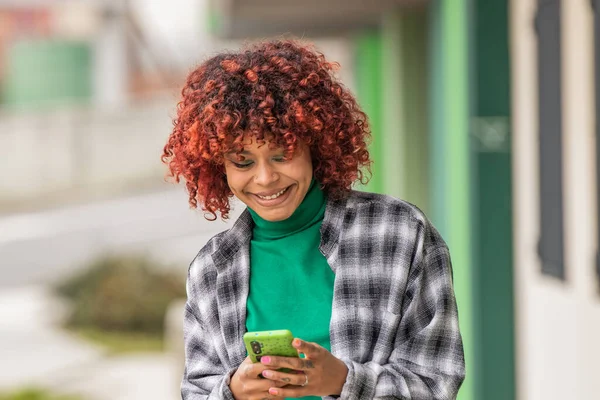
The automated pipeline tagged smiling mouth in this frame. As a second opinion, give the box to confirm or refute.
[255,186,290,200]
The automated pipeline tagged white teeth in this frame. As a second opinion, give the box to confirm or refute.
[257,187,287,200]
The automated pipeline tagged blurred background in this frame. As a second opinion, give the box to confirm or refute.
[0,0,598,399]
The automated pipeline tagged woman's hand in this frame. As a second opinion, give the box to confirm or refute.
[259,338,349,398]
[229,357,287,400]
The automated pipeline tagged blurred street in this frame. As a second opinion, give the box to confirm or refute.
[0,188,237,289]
[0,189,238,399]
[0,285,179,400]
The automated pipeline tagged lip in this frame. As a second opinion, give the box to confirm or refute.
[252,186,291,197]
[249,185,294,207]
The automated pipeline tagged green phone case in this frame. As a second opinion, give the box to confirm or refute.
[243,329,299,363]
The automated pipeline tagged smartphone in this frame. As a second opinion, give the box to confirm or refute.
[243,329,299,363]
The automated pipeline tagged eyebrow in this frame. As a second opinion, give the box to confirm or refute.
[226,149,284,157]
[225,151,251,157]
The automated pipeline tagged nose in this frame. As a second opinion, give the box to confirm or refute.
[254,161,279,186]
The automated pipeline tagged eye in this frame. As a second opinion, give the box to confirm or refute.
[231,160,253,169]
[226,157,253,169]
[272,155,288,163]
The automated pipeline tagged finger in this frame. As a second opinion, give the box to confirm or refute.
[268,386,307,398]
[242,378,278,394]
[241,361,254,379]
[260,355,315,371]
[238,356,253,368]
[273,380,288,388]
[261,369,307,386]
[292,338,324,359]
[241,361,269,379]
[257,387,285,400]
[264,394,285,400]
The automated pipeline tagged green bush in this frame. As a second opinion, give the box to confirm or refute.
[55,255,185,335]
[0,388,82,400]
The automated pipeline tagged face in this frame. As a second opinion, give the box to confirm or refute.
[223,136,313,222]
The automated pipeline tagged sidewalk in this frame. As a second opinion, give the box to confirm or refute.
[0,285,180,400]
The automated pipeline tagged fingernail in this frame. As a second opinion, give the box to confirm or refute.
[261,356,271,364]
[262,370,272,378]
[269,388,279,396]
[293,339,302,348]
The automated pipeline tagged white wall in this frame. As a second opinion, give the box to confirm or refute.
[511,0,600,399]
[0,97,175,206]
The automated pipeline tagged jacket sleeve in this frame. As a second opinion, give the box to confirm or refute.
[180,241,241,400]
[332,244,466,400]
[181,301,237,399]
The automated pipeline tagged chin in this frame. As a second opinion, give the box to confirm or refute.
[258,210,292,222]
[254,205,296,222]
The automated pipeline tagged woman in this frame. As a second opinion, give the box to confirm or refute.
[162,40,465,400]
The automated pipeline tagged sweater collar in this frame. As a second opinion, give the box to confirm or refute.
[211,189,348,270]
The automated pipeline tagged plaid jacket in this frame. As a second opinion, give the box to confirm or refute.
[182,190,466,399]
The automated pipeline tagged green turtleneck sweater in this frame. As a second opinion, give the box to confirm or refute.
[246,181,334,400]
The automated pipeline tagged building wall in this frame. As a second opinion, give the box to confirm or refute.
[430,2,474,399]
[0,97,174,210]
[471,0,515,398]
[511,0,600,398]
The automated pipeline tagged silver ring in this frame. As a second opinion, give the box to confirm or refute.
[301,373,308,387]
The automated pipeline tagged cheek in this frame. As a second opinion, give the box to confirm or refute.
[301,164,313,183]
[223,172,236,192]
[227,179,239,194]
[300,151,313,178]
[224,173,247,196]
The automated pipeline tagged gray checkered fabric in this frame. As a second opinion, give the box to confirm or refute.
[182,190,465,399]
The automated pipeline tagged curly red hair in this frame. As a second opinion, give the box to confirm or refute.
[162,39,371,220]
